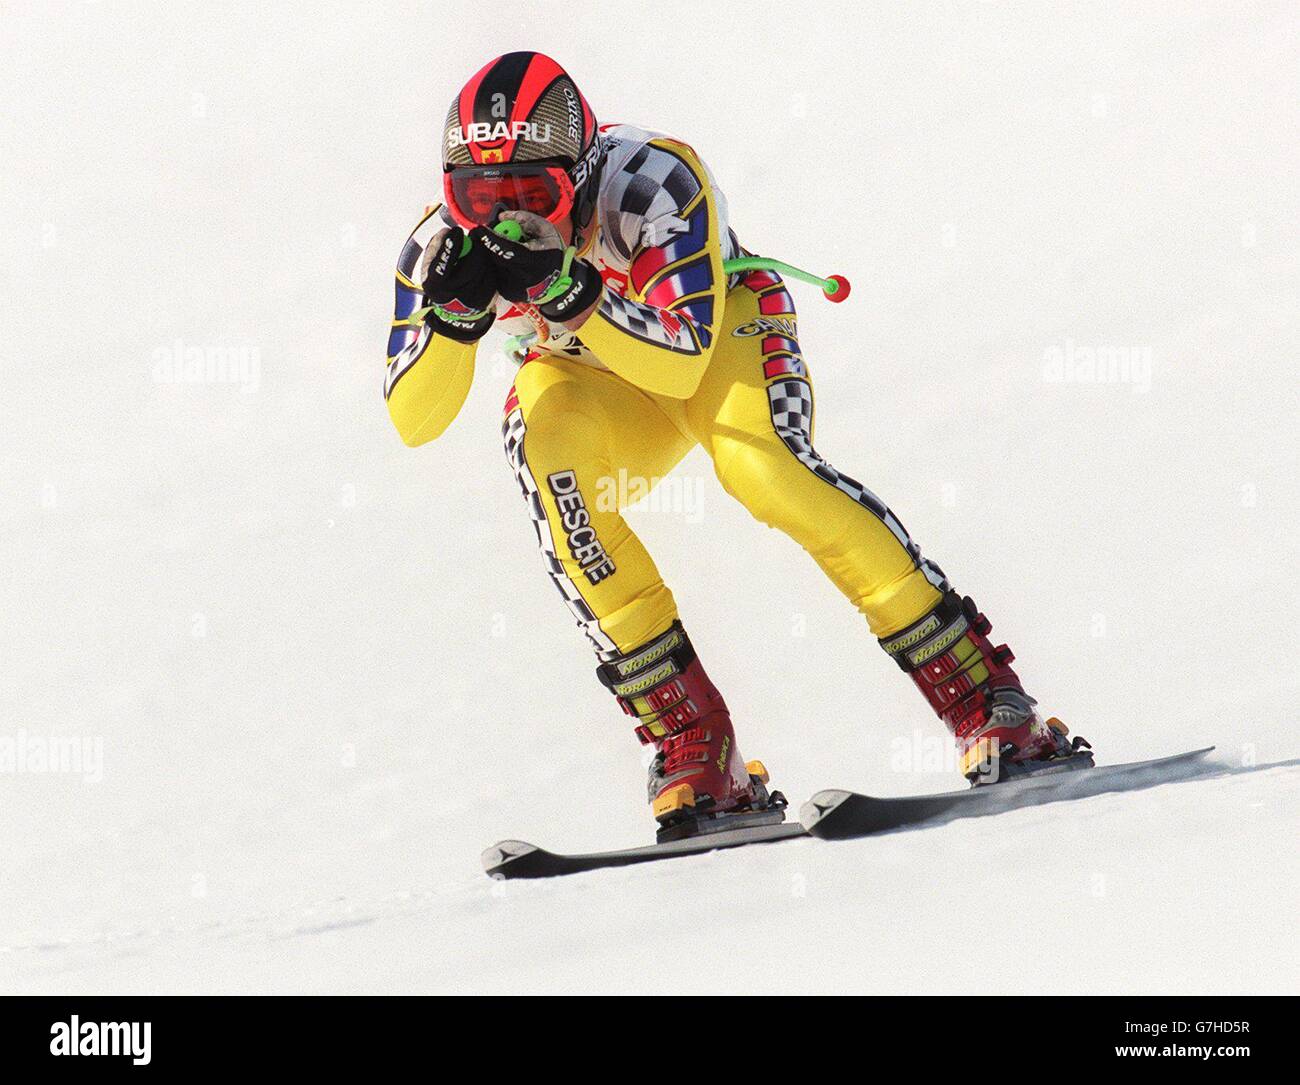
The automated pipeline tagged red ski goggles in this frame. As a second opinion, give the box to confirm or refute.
[443,163,576,230]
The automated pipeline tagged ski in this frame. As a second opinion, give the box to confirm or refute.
[800,746,1217,841]
[483,820,808,880]
[484,748,1219,876]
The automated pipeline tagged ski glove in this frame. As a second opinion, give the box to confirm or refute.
[472,211,602,323]
[420,227,498,343]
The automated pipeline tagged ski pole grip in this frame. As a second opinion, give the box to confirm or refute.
[494,219,525,242]
[457,219,524,259]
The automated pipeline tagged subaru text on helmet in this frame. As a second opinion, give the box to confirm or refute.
[442,51,606,238]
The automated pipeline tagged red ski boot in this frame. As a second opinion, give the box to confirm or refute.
[597,622,785,840]
[879,591,1092,785]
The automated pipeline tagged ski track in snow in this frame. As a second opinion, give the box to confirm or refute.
[2,2,1297,993]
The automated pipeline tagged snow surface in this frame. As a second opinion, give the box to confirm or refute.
[1,1,1296,994]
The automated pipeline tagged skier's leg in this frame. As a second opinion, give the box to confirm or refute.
[687,272,1077,780]
[504,355,691,658]
[684,272,945,636]
[505,357,766,825]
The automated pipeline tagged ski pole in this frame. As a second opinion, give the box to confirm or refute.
[722,256,852,303]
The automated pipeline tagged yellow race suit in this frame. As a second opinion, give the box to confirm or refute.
[385,125,949,662]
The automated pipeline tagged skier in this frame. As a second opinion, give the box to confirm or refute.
[385,51,1091,839]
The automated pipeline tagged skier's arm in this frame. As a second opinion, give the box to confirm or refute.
[575,140,727,399]
[383,207,486,447]
[384,318,477,448]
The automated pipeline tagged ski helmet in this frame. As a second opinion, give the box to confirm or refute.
[441,51,605,237]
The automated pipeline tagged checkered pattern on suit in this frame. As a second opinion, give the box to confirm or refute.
[592,136,718,355]
[766,379,949,590]
[602,142,703,262]
[501,407,619,659]
[598,290,696,353]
